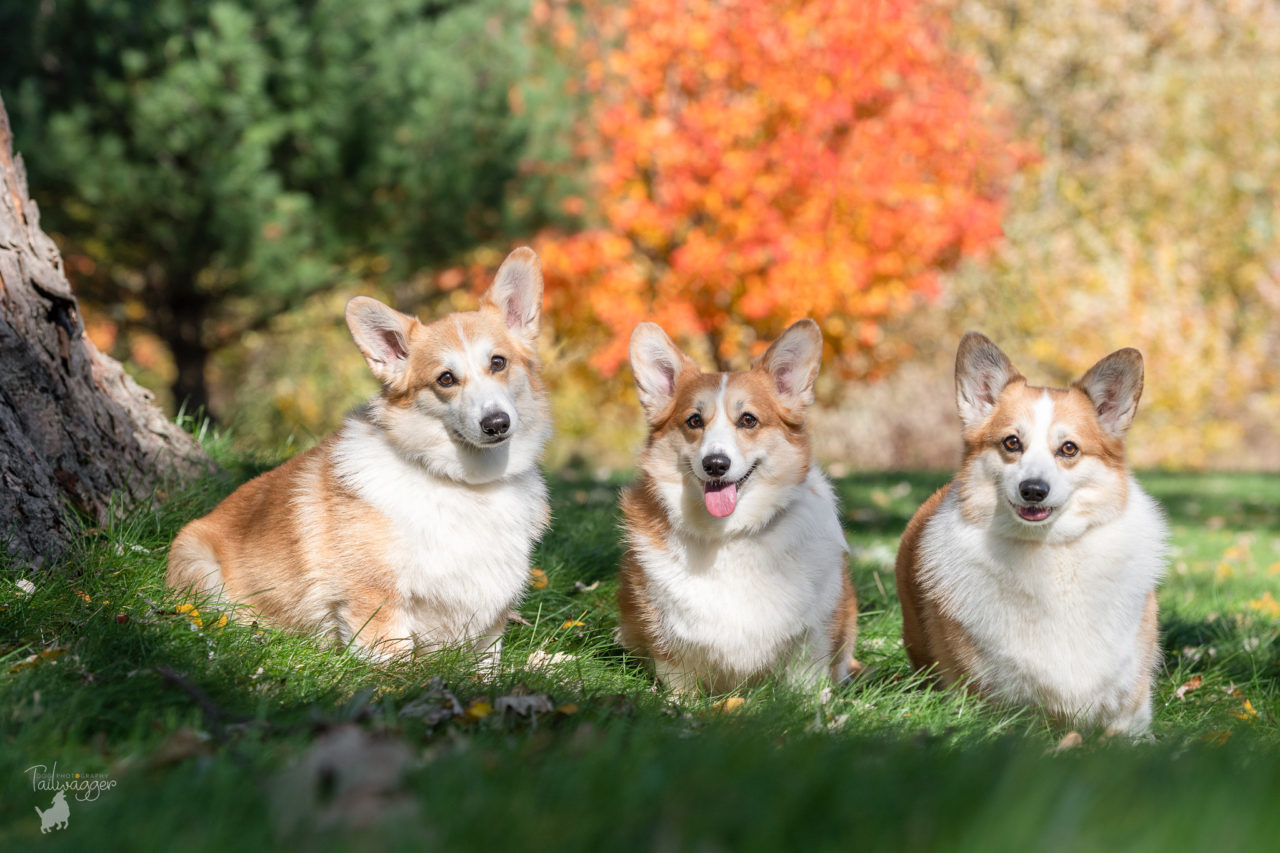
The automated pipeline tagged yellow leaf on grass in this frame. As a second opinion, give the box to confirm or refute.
[74,589,91,602]
[8,647,67,673]
[712,696,746,714]
[465,700,493,720]
[1232,699,1259,720]
[529,568,549,590]
[176,603,203,629]
[1248,591,1280,619]
[560,620,585,630]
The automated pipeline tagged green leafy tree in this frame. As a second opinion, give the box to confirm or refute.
[0,0,558,415]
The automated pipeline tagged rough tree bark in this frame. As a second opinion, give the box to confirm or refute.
[0,93,212,566]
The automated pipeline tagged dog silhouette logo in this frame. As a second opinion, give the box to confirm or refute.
[35,789,70,833]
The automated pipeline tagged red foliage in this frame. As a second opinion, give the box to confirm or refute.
[532,0,1018,376]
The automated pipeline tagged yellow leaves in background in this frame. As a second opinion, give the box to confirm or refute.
[1247,591,1280,619]
[1211,536,1272,585]
[529,568,549,590]
[946,0,1280,469]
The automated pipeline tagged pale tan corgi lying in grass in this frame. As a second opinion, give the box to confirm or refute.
[896,332,1168,735]
[617,320,860,694]
[167,248,551,662]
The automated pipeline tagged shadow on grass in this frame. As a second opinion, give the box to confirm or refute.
[1162,610,1280,688]
[1139,471,1280,531]
[833,471,952,536]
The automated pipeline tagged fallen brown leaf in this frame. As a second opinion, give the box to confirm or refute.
[1203,729,1232,746]
[8,647,67,673]
[149,728,213,767]
[1174,674,1203,700]
[1053,731,1083,754]
[526,650,578,671]
[397,678,464,727]
[271,725,416,833]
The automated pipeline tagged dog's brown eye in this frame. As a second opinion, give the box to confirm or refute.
[437,371,456,387]
[738,412,758,429]
[1002,435,1022,453]
[1060,441,1079,457]
[685,413,704,429]
[490,355,507,372]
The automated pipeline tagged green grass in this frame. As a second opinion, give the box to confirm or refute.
[1,463,1278,851]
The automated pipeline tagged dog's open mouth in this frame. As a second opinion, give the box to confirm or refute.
[703,463,758,518]
[1012,502,1054,522]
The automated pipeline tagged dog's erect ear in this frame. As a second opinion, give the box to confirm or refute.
[955,332,1022,430]
[1072,348,1144,437]
[630,322,694,421]
[758,319,823,410]
[480,247,543,343]
[347,296,415,388]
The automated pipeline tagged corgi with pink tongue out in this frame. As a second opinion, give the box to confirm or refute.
[616,320,860,695]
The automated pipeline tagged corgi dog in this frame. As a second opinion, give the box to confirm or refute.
[617,320,859,694]
[167,248,552,662]
[895,332,1168,735]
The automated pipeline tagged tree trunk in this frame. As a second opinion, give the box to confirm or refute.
[0,93,212,566]
[162,285,213,419]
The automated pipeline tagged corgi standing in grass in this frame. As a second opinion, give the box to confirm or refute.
[617,320,860,694]
[895,332,1168,735]
[167,248,551,662]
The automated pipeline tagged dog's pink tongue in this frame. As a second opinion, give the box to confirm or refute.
[704,481,738,518]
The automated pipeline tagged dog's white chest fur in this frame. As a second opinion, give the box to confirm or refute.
[918,479,1167,724]
[639,469,846,687]
[334,420,547,647]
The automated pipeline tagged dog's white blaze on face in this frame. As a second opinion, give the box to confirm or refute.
[428,319,522,447]
[344,248,549,486]
[999,393,1069,517]
[628,319,824,537]
[966,384,1132,545]
[693,375,757,517]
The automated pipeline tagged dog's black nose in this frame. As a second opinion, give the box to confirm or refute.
[480,411,511,436]
[1019,478,1050,503]
[702,453,731,478]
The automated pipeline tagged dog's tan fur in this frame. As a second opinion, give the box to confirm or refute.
[617,321,858,693]
[895,333,1166,734]
[168,249,551,658]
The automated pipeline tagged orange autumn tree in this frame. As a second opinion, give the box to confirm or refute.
[533,0,1017,378]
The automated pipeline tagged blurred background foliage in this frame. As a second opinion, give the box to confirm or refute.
[2,0,1277,471]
